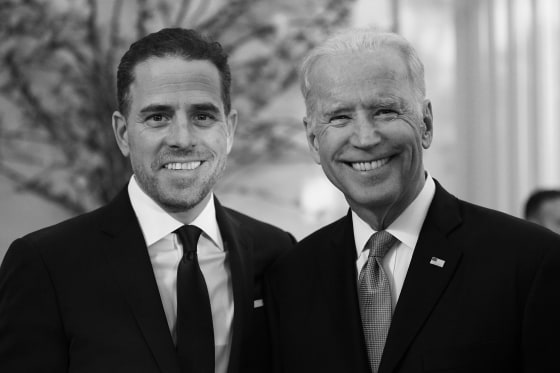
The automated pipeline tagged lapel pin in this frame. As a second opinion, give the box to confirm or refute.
[430,257,446,268]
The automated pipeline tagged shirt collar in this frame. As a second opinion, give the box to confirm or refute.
[353,173,436,255]
[127,175,222,249]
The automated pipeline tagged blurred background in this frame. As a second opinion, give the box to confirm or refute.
[1,0,559,259]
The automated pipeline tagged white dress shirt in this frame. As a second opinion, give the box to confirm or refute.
[354,174,436,310]
[128,176,233,373]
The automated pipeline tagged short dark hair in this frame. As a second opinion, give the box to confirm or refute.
[524,189,560,219]
[116,28,231,116]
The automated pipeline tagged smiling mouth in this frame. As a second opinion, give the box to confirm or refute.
[163,161,202,170]
[350,157,391,171]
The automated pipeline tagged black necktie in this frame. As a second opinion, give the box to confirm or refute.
[175,225,215,373]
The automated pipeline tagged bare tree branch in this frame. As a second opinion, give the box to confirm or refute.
[0,166,86,213]
[85,0,100,52]
[173,0,192,27]
[197,0,261,40]
[136,0,153,38]
[0,0,356,212]
[109,0,125,50]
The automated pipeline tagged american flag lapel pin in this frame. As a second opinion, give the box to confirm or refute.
[429,257,446,268]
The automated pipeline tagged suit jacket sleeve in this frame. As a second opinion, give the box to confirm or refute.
[0,238,68,372]
[522,241,560,372]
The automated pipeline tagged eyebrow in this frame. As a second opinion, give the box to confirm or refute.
[138,102,222,116]
[190,103,221,115]
[369,96,403,107]
[139,104,174,115]
[323,106,351,116]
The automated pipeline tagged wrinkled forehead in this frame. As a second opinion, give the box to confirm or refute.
[309,50,409,91]
[305,50,412,114]
[134,57,220,88]
[128,57,224,109]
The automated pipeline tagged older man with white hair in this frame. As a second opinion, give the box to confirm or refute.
[266,28,560,373]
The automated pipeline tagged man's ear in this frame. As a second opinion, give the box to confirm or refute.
[421,99,433,149]
[225,109,238,154]
[112,111,130,157]
[303,117,321,164]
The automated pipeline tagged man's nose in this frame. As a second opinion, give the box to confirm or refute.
[167,115,196,148]
[349,115,382,148]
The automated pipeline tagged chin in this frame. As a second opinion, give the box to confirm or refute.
[159,194,205,213]
[348,187,398,209]
[151,182,206,210]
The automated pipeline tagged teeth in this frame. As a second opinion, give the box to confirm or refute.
[351,157,390,171]
[164,161,201,170]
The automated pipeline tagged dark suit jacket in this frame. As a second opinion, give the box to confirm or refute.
[266,181,560,373]
[0,188,295,373]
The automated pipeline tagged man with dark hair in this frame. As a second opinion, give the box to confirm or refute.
[0,28,295,373]
[524,189,560,234]
[266,28,560,373]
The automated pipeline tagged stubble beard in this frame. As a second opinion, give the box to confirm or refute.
[134,156,227,214]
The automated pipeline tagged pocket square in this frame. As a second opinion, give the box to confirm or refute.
[253,299,264,308]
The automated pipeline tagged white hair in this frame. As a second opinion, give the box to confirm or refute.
[300,28,426,112]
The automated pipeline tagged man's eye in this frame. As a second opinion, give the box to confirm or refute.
[144,113,170,127]
[329,115,350,123]
[196,114,211,121]
[147,114,166,121]
[375,110,399,121]
[194,113,217,125]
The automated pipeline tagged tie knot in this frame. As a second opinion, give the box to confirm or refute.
[175,225,202,253]
[368,231,397,259]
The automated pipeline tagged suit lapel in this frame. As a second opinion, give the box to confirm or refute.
[214,198,251,373]
[319,212,371,372]
[380,182,463,373]
[99,189,179,373]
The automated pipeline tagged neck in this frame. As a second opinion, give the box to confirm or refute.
[350,174,426,231]
[350,203,399,231]
[166,193,213,226]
